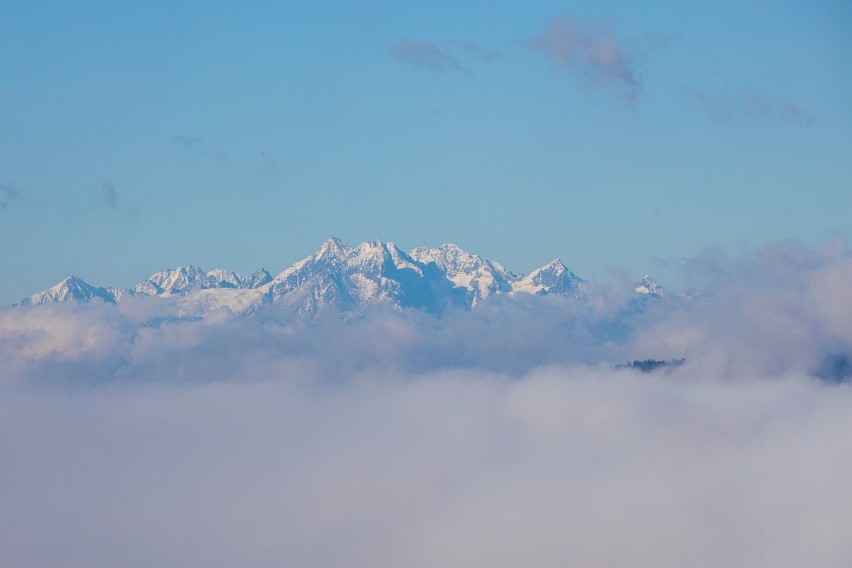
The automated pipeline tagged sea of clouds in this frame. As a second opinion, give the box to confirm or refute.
[2,239,851,567]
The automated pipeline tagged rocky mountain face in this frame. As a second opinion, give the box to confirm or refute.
[17,237,671,319]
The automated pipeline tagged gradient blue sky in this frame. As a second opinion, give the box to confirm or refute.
[1,0,850,303]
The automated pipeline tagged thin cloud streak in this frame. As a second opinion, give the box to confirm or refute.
[679,85,815,126]
[95,181,142,217]
[101,182,118,210]
[447,40,502,64]
[391,40,465,73]
[391,38,503,75]
[173,136,280,177]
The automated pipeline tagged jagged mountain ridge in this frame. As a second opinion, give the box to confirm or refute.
[409,244,516,306]
[17,237,664,317]
[134,265,273,296]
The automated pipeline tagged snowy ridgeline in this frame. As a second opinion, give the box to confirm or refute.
[17,237,677,319]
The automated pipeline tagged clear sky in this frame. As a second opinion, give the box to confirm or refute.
[1,0,850,304]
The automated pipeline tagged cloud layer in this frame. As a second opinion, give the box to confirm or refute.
[2,239,851,566]
[3,366,851,567]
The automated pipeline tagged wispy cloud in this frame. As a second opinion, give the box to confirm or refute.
[679,85,815,126]
[173,135,228,163]
[447,40,502,64]
[750,95,815,126]
[392,40,465,72]
[526,14,649,102]
[635,239,852,377]
[95,181,142,217]
[251,151,277,175]
[174,136,280,177]
[0,182,21,211]
[101,182,118,210]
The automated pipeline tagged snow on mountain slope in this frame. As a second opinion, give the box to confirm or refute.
[18,276,117,305]
[134,265,210,296]
[631,275,665,313]
[344,240,417,304]
[264,238,466,319]
[133,264,271,297]
[244,268,273,288]
[205,268,244,289]
[343,239,465,313]
[409,244,516,306]
[267,237,353,304]
[511,259,585,297]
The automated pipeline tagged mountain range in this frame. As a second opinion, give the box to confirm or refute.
[16,237,671,318]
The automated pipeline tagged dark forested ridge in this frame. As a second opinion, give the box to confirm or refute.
[615,359,686,373]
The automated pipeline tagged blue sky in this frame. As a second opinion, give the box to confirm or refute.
[1,0,850,303]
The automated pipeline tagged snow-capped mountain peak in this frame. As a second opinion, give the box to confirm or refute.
[385,241,424,274]
[18,275,116,305]
[271,237,351,285]
[635,275,664,297]
[270,238,350,288]
[512,259,584,297]
[343,239,417,275]
[343,240,428,305]
[135,265,208,296]
[245,268,272,288]
[541,259,568,273]
[315,236,352,261]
